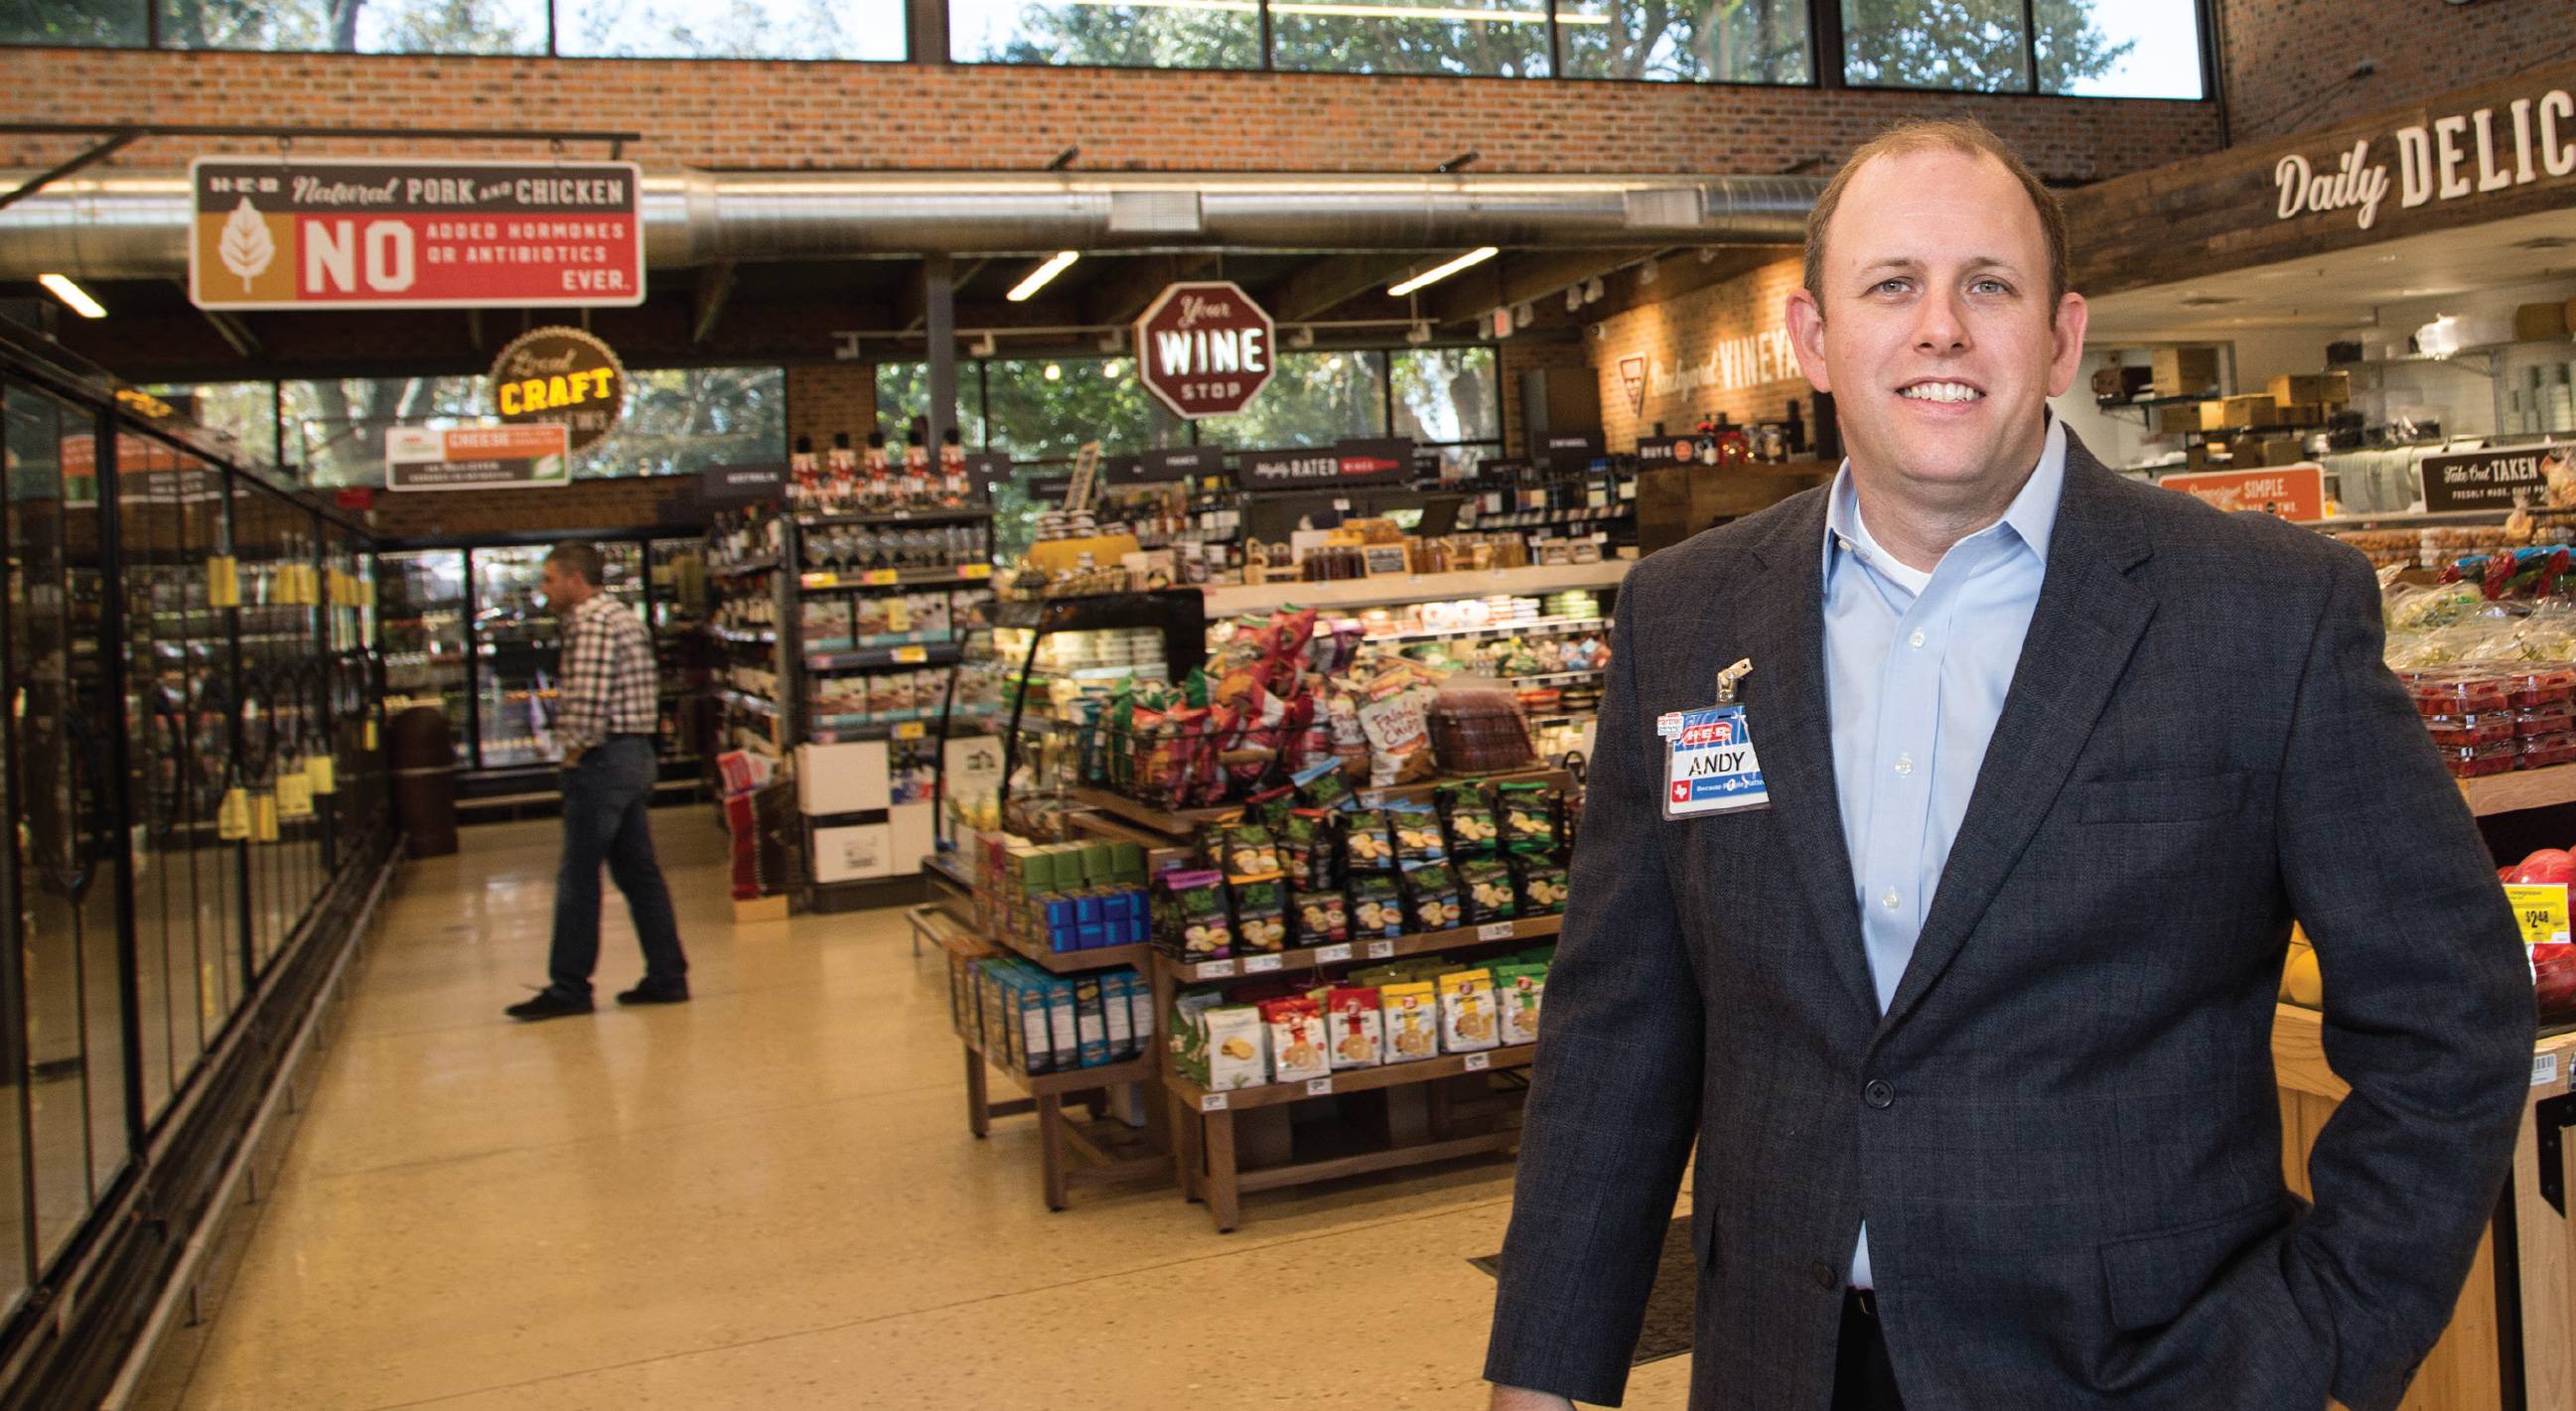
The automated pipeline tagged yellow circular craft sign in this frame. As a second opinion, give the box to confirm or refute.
[490,326,627,452]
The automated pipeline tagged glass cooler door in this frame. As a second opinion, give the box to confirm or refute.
[378,550,467,761]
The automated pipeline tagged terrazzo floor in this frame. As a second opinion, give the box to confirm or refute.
[149,813,1693,1410]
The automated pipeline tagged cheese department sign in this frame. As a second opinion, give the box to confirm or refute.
[490,326,628,452]
[188,157,645,311]
[1133,281,1274,419]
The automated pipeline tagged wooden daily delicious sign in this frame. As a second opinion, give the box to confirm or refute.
[188,157,645,312]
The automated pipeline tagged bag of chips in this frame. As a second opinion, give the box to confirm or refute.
[1436,778,1501,856]
[1350,872,1405,939]
[1389,799,1448,866]
[1344,806,1397,871]
[1499,780,1564,855]
[1460,856,1518,924]
[1402,860,1463,933]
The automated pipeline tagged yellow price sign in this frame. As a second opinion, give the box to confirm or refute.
[363,719,378,751]
[956,562,992,579]
[2506,883,2570,945]
[251,792,280,842]
[277,764,315,818]
[862,569,900,587]
[892,645,928,664]
[208,555,240,610]
[893,720,927,741]
[215,786,250,841]
[308,753,337,794]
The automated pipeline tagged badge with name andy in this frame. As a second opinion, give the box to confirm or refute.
[1661,657,1768,818]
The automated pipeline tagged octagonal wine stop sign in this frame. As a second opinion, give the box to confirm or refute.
[1133,281,1274,419]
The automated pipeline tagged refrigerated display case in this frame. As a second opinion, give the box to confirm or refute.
[380,550,466,757]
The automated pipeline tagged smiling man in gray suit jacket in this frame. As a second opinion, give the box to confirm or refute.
[1485,119,2535,1411]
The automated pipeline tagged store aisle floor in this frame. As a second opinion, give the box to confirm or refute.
[159,815,1692,1410]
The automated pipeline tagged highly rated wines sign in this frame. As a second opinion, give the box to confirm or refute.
[1133,281,1274,419]
[188,157,645,311]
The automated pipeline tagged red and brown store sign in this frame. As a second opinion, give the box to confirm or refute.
[1134,281,1274,419]
[188,157,645,312]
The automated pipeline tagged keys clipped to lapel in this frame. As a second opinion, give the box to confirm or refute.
[1659,657,1770,818]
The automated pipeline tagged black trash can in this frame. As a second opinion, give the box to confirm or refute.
[389,706,460,858]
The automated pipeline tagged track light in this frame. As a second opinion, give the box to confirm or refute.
[1583,276,1605,305]
[1290,325,1316,349]
[1008,250,1078,303]
[1563,285,1582,313]
[1387,246,1499,298]
[1405,322,1433,346]
[37,273,104,320]
[1638,256,1658,285]
[968,333,997,357]
[1512,302,1533,329]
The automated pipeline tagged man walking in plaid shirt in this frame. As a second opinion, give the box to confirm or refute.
[507,542,690,1021]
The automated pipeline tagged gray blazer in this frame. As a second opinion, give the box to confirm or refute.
[1485,432,2536,1411]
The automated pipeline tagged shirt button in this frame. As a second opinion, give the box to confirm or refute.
[1811,1259,1838,1291]
[1880,889,1900,911]
[1837,537,1855,553]
[1908,630,1927,649]
[1893,754,1914,777]
[1864,1079,1895,1109]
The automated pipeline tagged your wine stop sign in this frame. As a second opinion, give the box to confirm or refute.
[1133,281,1274,419]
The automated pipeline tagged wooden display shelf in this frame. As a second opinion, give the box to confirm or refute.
[996,929,1157,976]
[1199,559,1632,618]
[1159,913,1562,985]
[1167,1044,1534,1113]
[958,1034,1169,1212]
[2460,763,2576,817]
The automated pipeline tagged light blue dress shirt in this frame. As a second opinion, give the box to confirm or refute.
[1826,413,2069,1290]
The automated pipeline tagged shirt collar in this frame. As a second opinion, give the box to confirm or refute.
[1821,410,2068,584]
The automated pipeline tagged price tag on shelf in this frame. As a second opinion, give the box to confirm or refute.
[1463,1052,1492,1072]
[1478,921,1516,942]
[250,791,279,843]
[307,753,337,795]
[207,555,240,609]
[956,562,992,579]
[1314,943,1352,964]
[2536,1052,2562,1089]
[362,720,378,751]
[215,786,250,841]
[893,721,927,741]
[892,645,929,664]
[1305,1077,1334,1096]
[863,569,900,587]
[1243,954,1283,974]
[1198,958,1238,979]
[801,572,837,589]
[1199,1092,1230,1112]
[1365,940,1395,959]
[2506,884,2571,944]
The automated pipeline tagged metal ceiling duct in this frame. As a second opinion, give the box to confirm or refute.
[0,168,1823,281]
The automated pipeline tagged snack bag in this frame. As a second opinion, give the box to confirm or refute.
[1294,758,1357,812]
[1493,962,1545,1046]
[1499,781,1564,855]
[1460,856,1518,925]
[1247,784,1297,832]
[1381,982,1440,1061]
[1389,800,1448,866]
[1170,986,1230,1087]
[1291,885,1349,947]
[1402,860,1464,933]
[1153,869,1234,960]
[1262,996,1331,1084]
[1204,1005,1271,1090]
[1233,877,1289,954]
[1357,676,1437,787]
[1439,969,1500,1053]
[1281,808,1340,891]
[1351,873,1405,939]
[1220,822,1284,882]
[1512,855,1570,916]
[1344,807,1398,871]
[1325,987,1384,1069]
[1437,779,1502,857]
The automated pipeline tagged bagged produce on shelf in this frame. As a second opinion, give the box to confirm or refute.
[2538,943,2576,1024]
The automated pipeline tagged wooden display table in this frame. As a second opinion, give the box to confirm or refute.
[2273,1003,2576,1410]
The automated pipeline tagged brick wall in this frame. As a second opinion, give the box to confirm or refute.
[787,363,877,450]
[2218,0,2557,145]
[1497,336,1595,458]
[0,48,2218,186]
[1587,256,1814,454]
[366,473,701,539]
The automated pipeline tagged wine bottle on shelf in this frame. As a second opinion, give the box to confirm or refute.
[789,436,819,514]
[830,432,860,516]
[939,427,968,504]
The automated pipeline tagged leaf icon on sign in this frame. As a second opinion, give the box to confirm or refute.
[217,198,274,294]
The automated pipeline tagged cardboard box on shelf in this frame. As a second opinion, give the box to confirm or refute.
[2260,436,2310,468]
[2151,347,2221,398]
[2186,442,2220,472]
[2516,302,2570,343]
[2155,403,2204,435]
[2202,395,2279,431]
[2268,372,2350,408]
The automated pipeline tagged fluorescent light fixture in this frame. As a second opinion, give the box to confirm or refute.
[1387,246,1499,298]
[1061,0,1606,21]
[1008,251,1079,303]
[37,273,104,320]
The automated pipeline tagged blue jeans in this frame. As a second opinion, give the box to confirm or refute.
[549,736,686,999]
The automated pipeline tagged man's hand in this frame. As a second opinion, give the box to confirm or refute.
[1490,1385,1577,1411]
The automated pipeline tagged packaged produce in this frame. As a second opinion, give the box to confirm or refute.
[1345,807,1397,871]
[1220,822,1284,882]
[1325,987,1384,1068]
[2406,669,2513,717]
[1498,781,1564,854]
[1389,800,1448,865]
[1204,1004,1271,1090]
[1403,860,1464,932]
[1460,856,1518,924]
[1154,869,1234,959]
[1281,808,1339,891]
[1233,877,1289,953]
[2443,740,2518,777]
[1351,873,1405,938]
[2508,663,2576,707]
[1512,855,1570,915]
[2522,701,2576,736]
[1262,996,1332,1084]
[2537,942,2576,1024]
[1494,962,1546,1045]
[1291,885,1349,947]
[2526,733,2576,769]
[1439,969,1501,1052]
[1438,779,1503,856]
[1381,982,1440,1060]
[2426,712,2517,748]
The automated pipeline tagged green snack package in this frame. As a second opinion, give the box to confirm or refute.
[1512,855,1570,916]
[1388,799,1448,866]
[1351,873,1405,939]
[1344,807,1397,872]
[1220,823,1284,882]
[1233,876,1288,953]
[1498,781,1564,855]
[1459,856,1518,924]
[1402,859,1463,933]
[1437,779,1503,857]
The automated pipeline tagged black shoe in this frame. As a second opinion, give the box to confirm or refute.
[616,981,690,1006]
[505,990,594,1022]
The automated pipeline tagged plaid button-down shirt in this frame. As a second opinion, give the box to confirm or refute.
[556,592,658,755]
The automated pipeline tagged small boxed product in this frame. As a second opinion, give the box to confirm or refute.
[2150,347,2220,398]
[1100,970,1136,1061]
[1351,873,1405,938]
[849,593,891,639]
[2525,733,2576,769]
[1512,855,1570,915]
[2267,372,2351,408]
[2201,394,2278,432]
[1204,1004,1272,1091]
[1281,808,1340,891]
[1459,856,1518,925]
[1381,982,1440,1061]
[1262,996,1332,1084]
[1390,800,1448,865]
[1325,987,1384,1068]
[1436,779,1502,856]
[1403,860,1464,933]
[1344,807,1397,871]
[1439,969,1501,1053]
[1498,781,1563,855]
[1073,974,1111,1068]
[1219,822,1283,882]
[800,599,852,648]
[1291,886,1349,946]
[1154,869,1235,959]
[2425,712,2516,749]
[1493,962,1546,1046]
[1233,877,1290,954]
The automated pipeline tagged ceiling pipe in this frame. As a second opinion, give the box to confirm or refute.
[0,168,1823,282]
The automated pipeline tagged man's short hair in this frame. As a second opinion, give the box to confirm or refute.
[546,542,605,588]
[1803,117,2071,316]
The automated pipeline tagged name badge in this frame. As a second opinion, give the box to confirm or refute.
[1664,704,1769,817]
